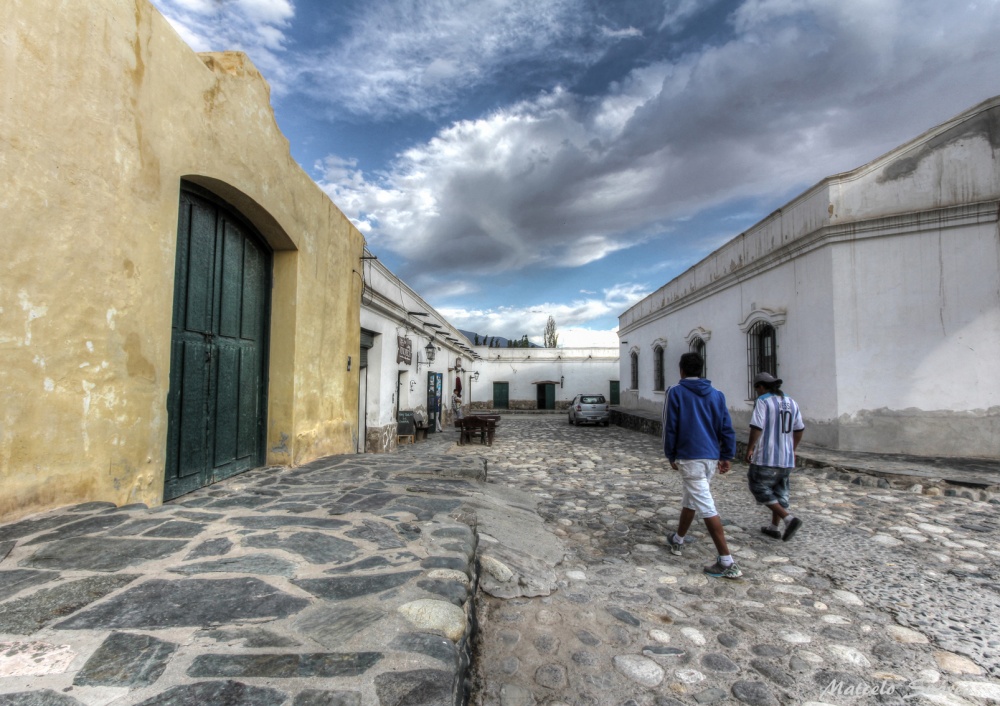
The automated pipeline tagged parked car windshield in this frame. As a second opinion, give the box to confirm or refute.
[580,395,605,404]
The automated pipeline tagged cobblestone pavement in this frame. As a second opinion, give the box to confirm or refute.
[2,415,999,706]
[459,416,1000,706]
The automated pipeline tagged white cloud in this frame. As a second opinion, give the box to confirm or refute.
[292,0,627,118]
[320,0,1000,291]
[433,284,648,343]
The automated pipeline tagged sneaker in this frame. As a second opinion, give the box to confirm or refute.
[761,526,782,539]
[666,534,684,556]
[704,558,743,579]
[782,517,802,542]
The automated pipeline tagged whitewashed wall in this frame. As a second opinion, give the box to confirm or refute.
[619,97,1000,459]
[359,260,472,451]
[467,348,619,410]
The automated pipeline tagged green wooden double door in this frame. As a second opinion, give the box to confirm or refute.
[164,187,272,501]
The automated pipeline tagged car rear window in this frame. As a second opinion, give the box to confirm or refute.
[581,396,605,404]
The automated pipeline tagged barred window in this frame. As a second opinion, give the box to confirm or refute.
[653,345,664,391]
[689,337,706,377]
[630,351,639,390]
[746,321,777,399]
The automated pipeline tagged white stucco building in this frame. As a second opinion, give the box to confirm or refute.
[467,347,620,412]
[359,257,620,449]
[618,96,1000,460]
[358,258,477,452]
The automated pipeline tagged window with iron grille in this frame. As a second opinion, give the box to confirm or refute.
[630,351,639,390]
[746,321,777,399]
[653,345,664,391]
[689,337,706,378]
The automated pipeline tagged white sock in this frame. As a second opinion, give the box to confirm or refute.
[783,515,796,526]
[672,533,685,544]
[767,523,779,532]
[719,555,734,567]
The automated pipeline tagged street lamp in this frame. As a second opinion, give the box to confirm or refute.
[424,340,436,362]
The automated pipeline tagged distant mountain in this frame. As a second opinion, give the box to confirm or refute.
[457,330,541,348]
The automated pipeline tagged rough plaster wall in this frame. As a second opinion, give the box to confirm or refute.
[0,0,363,521]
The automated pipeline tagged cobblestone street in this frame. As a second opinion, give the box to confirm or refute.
[461,415,1000,706]
[2,414,999,705]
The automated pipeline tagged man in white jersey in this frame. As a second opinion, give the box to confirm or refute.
[745,372,805,542]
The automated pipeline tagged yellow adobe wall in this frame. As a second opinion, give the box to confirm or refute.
[0,0,363,522]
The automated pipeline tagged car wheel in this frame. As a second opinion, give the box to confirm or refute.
[603,421,610,427]
[574,417,580,426]
[568,414,572,424]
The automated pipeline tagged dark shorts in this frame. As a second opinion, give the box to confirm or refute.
[747,464,792,508]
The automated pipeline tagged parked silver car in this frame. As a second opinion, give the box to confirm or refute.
[568,394,610,426]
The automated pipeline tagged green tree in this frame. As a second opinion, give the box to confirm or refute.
[474,333,480,345]
[543,316,558,348]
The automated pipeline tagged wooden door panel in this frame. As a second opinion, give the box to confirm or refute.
[177,339,210,477]
[213,343,241,467]
[184,202,217,334]
[237,347,258,457]
[219,221,244,340]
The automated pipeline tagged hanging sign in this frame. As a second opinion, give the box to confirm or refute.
[396,336,412,365]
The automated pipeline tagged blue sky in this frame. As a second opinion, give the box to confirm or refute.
[150,0,1000,346]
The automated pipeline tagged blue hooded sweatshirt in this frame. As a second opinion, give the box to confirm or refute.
[661,378,736,462]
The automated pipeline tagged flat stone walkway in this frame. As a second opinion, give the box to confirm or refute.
[0,429,499,705]
[2,416,1000,706]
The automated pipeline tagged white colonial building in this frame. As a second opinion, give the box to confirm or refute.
[618,96,1000,460]
[358,258,477,452]
[467,347,620,412]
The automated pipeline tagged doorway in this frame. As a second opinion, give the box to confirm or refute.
[493,382,509,409]
[164,186,271,500]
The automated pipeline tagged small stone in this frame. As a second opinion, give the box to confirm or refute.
[649,629,671,644]
[701,653,740,673]
[827,645,871,667]
[681,627,706,646]
[693,687,728,704]
[955,681,1000,700]
[481,555,514,582]
[397,599,467,641]
[730,680,779,706]
[886,625,929,644]
[499,683,536,706]
[534,663,568,689]
[933,651,982,675]
[674,669,705,684]
[614,655,664,687]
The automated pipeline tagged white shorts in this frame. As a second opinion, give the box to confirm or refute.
[677,459,719,519]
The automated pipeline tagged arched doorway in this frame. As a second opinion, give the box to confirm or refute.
[164,184,272,500]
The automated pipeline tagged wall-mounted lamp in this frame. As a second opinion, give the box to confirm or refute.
[560,375,564,388]
[425,341,436,362]
[473,371,480,381]
[347,355,352,371]
[409,380,416,391]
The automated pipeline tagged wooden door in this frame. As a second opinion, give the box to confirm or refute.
[610,381,620,405]
[164,187,271,500]
[493,382,509,409]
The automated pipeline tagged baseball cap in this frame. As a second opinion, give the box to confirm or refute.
[753,372,782,386]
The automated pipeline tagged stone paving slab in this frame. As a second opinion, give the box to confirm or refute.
[0,433,513,705]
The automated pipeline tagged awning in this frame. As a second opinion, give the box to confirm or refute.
[531,380,561,385]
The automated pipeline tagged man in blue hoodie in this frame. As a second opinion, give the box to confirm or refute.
[662,352,741,579]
